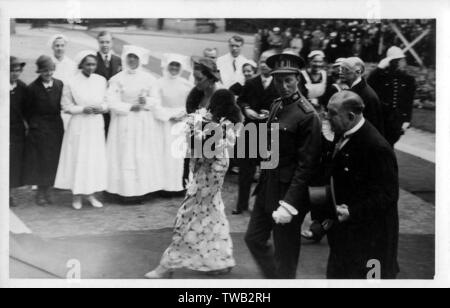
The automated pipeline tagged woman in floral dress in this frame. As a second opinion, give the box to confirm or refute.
[145,89,243,279]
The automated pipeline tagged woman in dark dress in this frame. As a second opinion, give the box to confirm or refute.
[9,57,28,208]
[23,55,64,206]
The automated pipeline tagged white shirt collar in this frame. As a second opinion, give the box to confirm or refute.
[100,51,113,60]
[42,79,54,88]
[10,82,17,91]
[344,117,365,138]
[261,75,273,87]
[351,77,362,88]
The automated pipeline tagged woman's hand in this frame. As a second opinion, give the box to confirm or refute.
[138,96,147,105]
[92,106,106,114]
[130,104,143,112]
[83,106,95,115]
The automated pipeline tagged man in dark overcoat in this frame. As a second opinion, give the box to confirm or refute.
[233,50,279,215]
[339,57,385,136]
[95,31,122,138]
[325,90,400,279]
[245,50,322,279]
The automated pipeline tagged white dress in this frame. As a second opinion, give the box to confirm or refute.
[54,72,108,195]
[154,75,192,192]
[52,56,77,131]
[106,69,164,197]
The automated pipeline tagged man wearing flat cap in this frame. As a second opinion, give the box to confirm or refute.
[245,50,322,279]
[368,46,416,147]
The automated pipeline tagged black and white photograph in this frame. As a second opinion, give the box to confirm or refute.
[1,0,449,290]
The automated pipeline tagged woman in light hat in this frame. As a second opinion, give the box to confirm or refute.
[23,55,64,207]
[9,57,27,207]
[48,34,77,131]
[154,53,193,194]
[300,50,329,112]
[105,45,164,203]
[54,51,108,210]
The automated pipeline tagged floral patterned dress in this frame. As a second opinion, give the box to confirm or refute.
[160,112,237,272]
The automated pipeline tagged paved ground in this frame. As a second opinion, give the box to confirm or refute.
[9,25,436,280]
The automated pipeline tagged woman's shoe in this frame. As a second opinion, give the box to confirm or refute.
[144,266,173,279]
[72,196,83,210]
[88,195,103,208]
[205,267,233,276]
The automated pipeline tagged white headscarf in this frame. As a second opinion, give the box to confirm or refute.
[74,50,97,69]
[161,53,191,79]
[122,45,150,73]
[47,34,69,49]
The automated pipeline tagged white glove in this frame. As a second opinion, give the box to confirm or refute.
[402,122,411,132]
[272,206,293,225]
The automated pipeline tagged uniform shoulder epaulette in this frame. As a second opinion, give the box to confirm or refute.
[297,97,314,114]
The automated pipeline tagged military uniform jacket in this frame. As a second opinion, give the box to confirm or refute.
[368,68,416,125]
[254,92,323,213]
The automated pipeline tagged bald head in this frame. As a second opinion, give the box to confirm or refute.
[327,90,365,135]
[329,90,365,114]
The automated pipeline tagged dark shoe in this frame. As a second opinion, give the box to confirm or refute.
[9,197,17,208]
[45,191,54,205]
[232,209,248,215]
[36,195,48,207]
[205,267,233,276]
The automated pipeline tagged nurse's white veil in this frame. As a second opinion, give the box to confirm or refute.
[161,53,191,79]
[121,45,150,72]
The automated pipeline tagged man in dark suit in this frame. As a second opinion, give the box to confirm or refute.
[339,57,384,136]
[367,47,416,147]
[245,51,322,279]
[325,90,399,279]
[233,51,279,215]
[95,31,122,137]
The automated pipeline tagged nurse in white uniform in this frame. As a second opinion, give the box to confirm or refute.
[154,53,193,192]
[55,50,108,210]
[106,45,164,201]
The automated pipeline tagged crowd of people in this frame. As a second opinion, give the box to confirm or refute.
[10,30,418,279]
[252,19,435,67]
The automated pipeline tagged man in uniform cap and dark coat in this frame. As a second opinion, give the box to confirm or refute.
[368,46,416,147]
[9,56,28,207]
[245,50,322,279]
[23,55,64,206]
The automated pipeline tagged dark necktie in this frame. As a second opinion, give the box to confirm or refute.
[232,59,236,72]
[105,56,110,69]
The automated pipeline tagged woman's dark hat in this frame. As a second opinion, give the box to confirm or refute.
[10,56,26,69]
[267,49,305,75]
[36,55,56,73]
[192,56,221,81]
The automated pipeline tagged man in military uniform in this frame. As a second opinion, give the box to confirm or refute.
[368,46,417,147]
[245,50,323,279]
